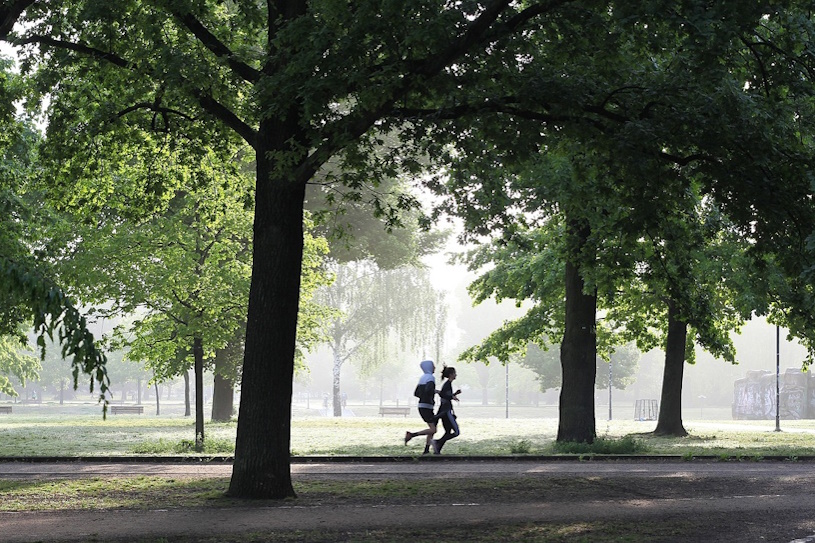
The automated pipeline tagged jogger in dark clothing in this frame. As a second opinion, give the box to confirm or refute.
[404,360,437,454]
[433,366,461,454]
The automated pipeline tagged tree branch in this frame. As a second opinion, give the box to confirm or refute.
[117,103,196,122]
[297,1,567,182]
[172,11,262,84]
[14,35,130,68]
[0,0,34,40]
[15,34,257,147]
[488,0,573,40]
[190,87,258,146]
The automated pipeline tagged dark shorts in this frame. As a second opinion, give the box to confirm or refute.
[419,407,436,424]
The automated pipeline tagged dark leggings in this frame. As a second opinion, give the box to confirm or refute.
[436,410,460,452]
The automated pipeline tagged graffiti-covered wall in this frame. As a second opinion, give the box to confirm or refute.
[733,368,814,420]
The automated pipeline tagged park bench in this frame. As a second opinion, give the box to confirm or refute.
[110,405,144,415]
[0,405,11,414]
[378,406,410,417]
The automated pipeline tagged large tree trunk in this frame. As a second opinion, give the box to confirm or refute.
[229,123,307,499]
[557,259,598,443]
[212,373,235,422]
[211,348,235,422]
[654,300,689,437]
[193,336,205,449]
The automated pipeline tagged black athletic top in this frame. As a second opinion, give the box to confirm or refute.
[437,379,455,417]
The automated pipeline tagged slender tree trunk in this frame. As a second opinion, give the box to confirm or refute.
[229,122,308,499]
[184,370,191,417]
[193,336,205,449]
[332,350,343,417]
[557,258,598,443]
[654,300,689,437]
[154,383,160,416]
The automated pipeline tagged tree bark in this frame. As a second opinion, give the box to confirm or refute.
[653,300,689,437]
[557,258,597,443]
[184,370,191,417]
[193,336,205,449]
[154,383,160,416]
[228,122,307,499]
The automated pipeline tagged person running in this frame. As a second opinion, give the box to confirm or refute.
[404,360,437,454]
[432,366,461,454]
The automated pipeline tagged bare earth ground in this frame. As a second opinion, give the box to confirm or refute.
[3,459,815,542]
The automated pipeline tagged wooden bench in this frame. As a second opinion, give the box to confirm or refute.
[0,405,11,414]
[111,405,144,415]
[378,406,410,417]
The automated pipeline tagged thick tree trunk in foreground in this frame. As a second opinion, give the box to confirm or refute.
[654,300,689,437]
[228,126,307,499]
[557,259,597,443]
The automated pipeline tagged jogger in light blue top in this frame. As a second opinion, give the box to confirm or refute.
[404,360,438,454]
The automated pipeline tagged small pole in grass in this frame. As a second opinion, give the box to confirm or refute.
[608,358,612,421]
[775,325,781,433]
[505,362,509,419]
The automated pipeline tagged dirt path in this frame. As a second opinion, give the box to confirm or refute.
[3,459,815,542]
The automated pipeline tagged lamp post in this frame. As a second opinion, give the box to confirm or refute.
[608,358,613,421]
[775,325,781,432]
[505,362,510,419]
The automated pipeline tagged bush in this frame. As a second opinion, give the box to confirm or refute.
[509,439,533,454]
[552,435,648,455]
[132,438,234,454]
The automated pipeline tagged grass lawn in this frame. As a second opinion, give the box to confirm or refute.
[1,401,815,457]
[3,403,814,542]
[0,475,708,542]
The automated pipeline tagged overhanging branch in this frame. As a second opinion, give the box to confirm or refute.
[0,0,34,40]
[14,32,257,147]
[14,35,130,68]
[172,11,262,84]
[297,0,564,181]
[117,103,196,122]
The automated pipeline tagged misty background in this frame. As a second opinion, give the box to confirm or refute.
[293,249,806,421]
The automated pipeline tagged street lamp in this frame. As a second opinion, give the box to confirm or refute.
[505,362,509,419]
[608,358,612,421]
[775,325,781,432]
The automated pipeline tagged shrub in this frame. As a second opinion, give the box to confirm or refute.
[552,435,648,455]
[132,438,234,454]
[509,439,533,454]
